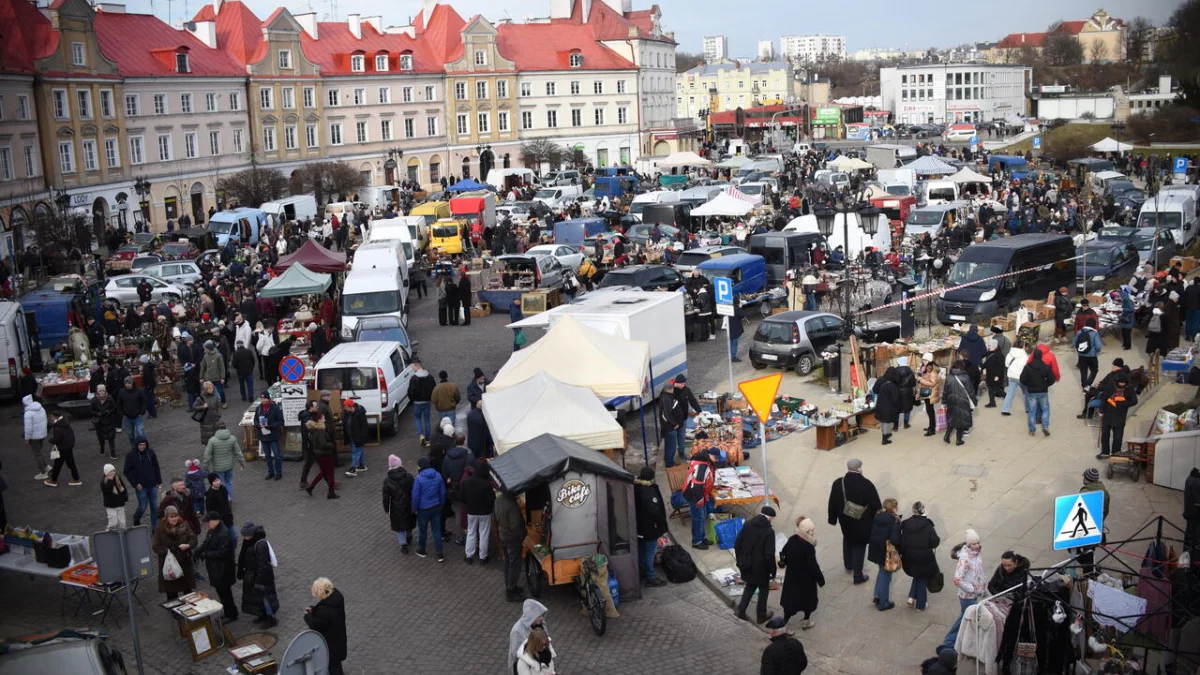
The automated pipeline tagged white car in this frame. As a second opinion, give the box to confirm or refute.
[526,244,584,272]
[138,260,202,286]
[104,274,187,306]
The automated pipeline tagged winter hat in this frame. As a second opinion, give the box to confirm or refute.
[417,456,431,470]
[473,367,485,379]
[240,521,257,537]
[674,374,687,384]
[991,325,1003,334]
[204,511,223,523]
[638,466,654,481]
[1083,467,1101,483]
[760,505,777,518]
[764,616,788,631]
[388,454,403,469]
[139,354,150,364]
[912,501,926,516]
[207,472,220,486]
[102,463,116,475]
[186,459,200,471]
[124,376,134,385]
[922,352,935,363]
[1153,307,1164,316]
[343,398,355,407]
[438,370,449,380]
[1112,358,1125,368]
[308,323,318,331]
[965,528,981,545]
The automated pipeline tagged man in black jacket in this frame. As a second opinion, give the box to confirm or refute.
[734,506,778,623]
[116,377,146,450]
[232,340,257,401]
[460,458,495,564]
[760,616,808,674]
[634,466,668,587]
[342,398,369,477]
[177,334,203,409]
[195,511,238,621]
[1097,373,1137,459]
[827,458,881,585]
[1019,348,1055,437]
[659,375,703,468]
[465,397,493,459]
[407,361,436,446]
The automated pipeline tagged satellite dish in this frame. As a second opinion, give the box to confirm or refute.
[280,630,329,675]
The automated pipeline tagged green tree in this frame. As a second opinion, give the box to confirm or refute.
[216,165,286,208]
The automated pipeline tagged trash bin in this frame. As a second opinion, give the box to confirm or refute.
[822,348,841,392]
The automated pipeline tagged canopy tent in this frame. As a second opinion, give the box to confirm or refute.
[483,371,624,453]
[655,151,711,168]
[723,185,763,205]
[689,192,754,217]
[828,155,873,171]
[489,315,649,398]
[948,166,993,184]
[1090,137,1134,153]
[1004,113,1026,127]
[259,263,331,298]
[274,239,347,273]
[715,155,750,169]
[488,433,632,495]
[904,155,958,176]
[447,178,492,192]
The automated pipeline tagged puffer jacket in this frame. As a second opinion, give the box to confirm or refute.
[22,395,47,440]
[952,546,987,600]
[203,429,245,473]
[410,467,446,511]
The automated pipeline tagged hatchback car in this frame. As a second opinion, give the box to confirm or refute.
[595,264,684,292]
[1132,227,1177,266]
[104,274,187,306]
[160,240,200,260]
[673,245,744,274]
[351,315,414,352]
[104,245,142,274]
[526,244,584,271]
[749,310,845,375]
[139,260,203,286]
[496,254,566,290]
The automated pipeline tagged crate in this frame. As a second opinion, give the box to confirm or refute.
[470,302,491,317]
[61,562,99,586]
[1020,299,1042,312]
[1170,256,1197,273]
[1035,305,1056,321]
[991,314,1016,331]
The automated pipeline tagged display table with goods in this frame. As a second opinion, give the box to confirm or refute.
[60,562,146,627]
[812,400,877,451]
[711,466,778,508]
[36,366,144,398]
[164,591,231,661]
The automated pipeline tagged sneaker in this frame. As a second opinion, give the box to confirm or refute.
[464,556,474,565]
[907,598,915,607]
[401,545,410,555]
[34,472,48,481]
[1001,411,1012,416]
[1042,428,1050,437]
[68,480,82,486]
[357,465,368,473]
[692,541,710,550]
[801,619,816,630]
[436,553,445,563]
[344,468,358,477]
[43,480,58,487]
[479,556,491,565]
[415,548,427,558]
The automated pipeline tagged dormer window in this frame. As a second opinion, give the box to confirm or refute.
[279,50,292,69]
[569,52,583,68]
[375,53,389,72]
[474,50,487,66]
[351,54,365,72]
[400,52,413,71]
[176,52,190,73]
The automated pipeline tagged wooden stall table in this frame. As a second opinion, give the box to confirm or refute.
[712,467,779,509]
[39,374,143,398]
[813,409,874,451]
[165,592,231,662]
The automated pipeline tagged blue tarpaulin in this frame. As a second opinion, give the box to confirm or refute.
[447,178,492,192]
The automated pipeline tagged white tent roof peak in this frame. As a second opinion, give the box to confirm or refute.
[483,371,624,453]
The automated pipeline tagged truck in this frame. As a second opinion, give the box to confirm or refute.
[206,207,267,247]
[506,290,686,409]
[450,192,497,248]
[410,200,451,227]
[870,195,917,230]
[877,168,917,194]
[358,185,403,212]
[260,195,317,223]
[867,144,918,169]
[593,175,638,200]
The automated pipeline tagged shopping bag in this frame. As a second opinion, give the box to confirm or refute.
[935,404,947,432]
[884,540,902,573]
[714,517,744,550]
[162,550,184,581]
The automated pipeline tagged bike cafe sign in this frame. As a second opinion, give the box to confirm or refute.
[556,479,591,509]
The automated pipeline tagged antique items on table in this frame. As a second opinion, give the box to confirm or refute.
[712,466,778,508]
[164,591,229,661]
[228,642,278,674]
[812,402,877,451]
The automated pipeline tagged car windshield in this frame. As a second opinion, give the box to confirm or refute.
[342,291,398,316]
[357,327,411,350]
[208,220,233,234]
[1100,227,1137,238]
[1138,212,1183,230]
[1079,248,1121,265]
[1134,238,1156,251]
[597,271,641,288]
[534,190,557,199]
[315,367,377,392]
[908,210,945,226]
[947,261,1004,286]
[886,185,911,196]
[928,187,956,201]
[754,321,794,344]
[163,244,189,255]
[740,185,763,195]
[131,258,159,270]
[757,247,785,265]
[675,252,710,267]
[431,226,459,238]
[420,214,437,227]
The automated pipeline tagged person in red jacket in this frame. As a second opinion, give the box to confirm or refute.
[1073,299,1100,333]
[1027,343,1061,382]
[683,450,718,549]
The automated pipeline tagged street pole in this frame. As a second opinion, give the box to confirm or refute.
[726,314,735,397]
[759,420,770,508]
[118,529,147,675]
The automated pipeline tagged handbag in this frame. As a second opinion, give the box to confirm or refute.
[928,567,945,594]
[1012,600,1039,674]
[190,407,206,423]
[884,540,902,573]
[952,373,975,411]
[840,479,867,520]
[514,329,527,347]
[919,386,933,399]
[49,445,61,461]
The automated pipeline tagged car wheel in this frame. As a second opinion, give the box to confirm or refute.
[383,406,398,437]
[796,353,816,376]
[752,360,767,370]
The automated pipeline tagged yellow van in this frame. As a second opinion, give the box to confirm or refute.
[429,218,464,256]
[410,201,451,228]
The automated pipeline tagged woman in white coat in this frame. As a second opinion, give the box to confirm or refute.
[515,628,556,675]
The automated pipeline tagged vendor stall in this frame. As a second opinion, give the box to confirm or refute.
[482,371,624,456]
[274,240,347,273]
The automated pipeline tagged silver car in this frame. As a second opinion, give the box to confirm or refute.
[525,244,584,272]
[496,254,565,290]
[138,260,202,286]
[104,274,187,306]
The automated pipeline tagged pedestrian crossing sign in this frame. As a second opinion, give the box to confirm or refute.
[1052,491,1104,550]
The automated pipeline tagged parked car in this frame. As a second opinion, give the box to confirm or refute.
[1076,241,1139,284]
[496,254,566,290]
[1132,227,1178,267]
[749,310,845,375]
[595,264,684,292]
[624,223,683,245]
[673,245,745,274]
[160,240,200,260]
[138,260,203,286]
[0,632,129,675]
[130,232,158,250]
[104,245,142,274]
[129,254,163,272]
[104,274,187,305]
[351,315,414,353]
[525,244,585,271]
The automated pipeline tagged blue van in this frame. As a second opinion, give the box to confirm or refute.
[20,275,106,347]
[554,218,606,248]
[697,253,768,299]
[987,155,1030,179]
[207,207,267,247]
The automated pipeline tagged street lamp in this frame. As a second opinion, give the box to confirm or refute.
[384,147,403,185]
[813,190,878,335]
[54,188,70,215]
[475,143,494,182]
[133,176,151,230]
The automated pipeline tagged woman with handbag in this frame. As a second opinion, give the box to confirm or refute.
[778,516,825,629]
[195,381,222,447]
[152,505,197,601]
[867,498,902,611]
[916,353,941,438]
[941,355,977,446]
[899,501,941,612]
[90,384,120,459]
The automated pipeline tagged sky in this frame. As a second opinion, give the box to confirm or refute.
[129,0,1180,56]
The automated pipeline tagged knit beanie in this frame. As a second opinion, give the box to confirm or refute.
[1083,467,1100,483]
[388,454,403,469]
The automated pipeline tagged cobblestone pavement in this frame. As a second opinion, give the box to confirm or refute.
[0,292,772,674]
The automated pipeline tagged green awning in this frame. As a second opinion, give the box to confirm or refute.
[260,263,332,298]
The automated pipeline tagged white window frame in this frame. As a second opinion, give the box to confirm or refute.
[329,122,343,146]
[355,121,368,144]
[400,54,413,71]
[570,81,580,95]
[403,118,414,139]
[229,92,241,111]
[306,124,318,148]
[184,132,197,159]
[497,110,509,132]
[349,88,363,106]
[129,136,144,164]
[208,130,220,156]
[58,140,75,173]
[232,129,244,154]
[284,125,297,150]
[569,53,582,68]
[350,54,365,72]
[24,145,37,176]
[618,106,628,124]
[104,137,119,167]
[124,93,139,117]
[99,89,113,118]
[180,92,193,114]
[426,116,438,137]
[617,80,627,94]
[375,54,389,72]
[381,119,393,141]
[17,95,30,120]
[571,108,582,127]
[593,81,604,95]
[176,53,190,74]
[157,133,172,161]
[153,93,167,115]
[475,81,488,100]
[261,125,275,152]
[456,113,468,136]
[477,112,490,134]
[205,92,218,112]
[259,87,273,110]
[519,82,531,97]
[279,49,292,69]
[474,50,487,66]
[455,82,467,100]
[424,85,435,101]
[497,80,508,99]
[327,89,340,107]
[521,110,533,130]
[378,87,391,104]
[594,107,605,125]
[546,110,558,128]
[77,89,92,119]
[0,148,12,181]
[71,42,86,66]
[402,87,412,103]
[303,87,315,109]
[546,82,556,96]
[282,87,295,110]
[52,89,68,119]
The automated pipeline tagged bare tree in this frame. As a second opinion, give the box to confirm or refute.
[1126,16,1155,63]
[675,51,704,73]
[294,161,364,206]
[1043,34,1084,66]
[1088,40,1109,63]
[520,138,565,171]
[216,165,287,208]
[1017,45,1039,66]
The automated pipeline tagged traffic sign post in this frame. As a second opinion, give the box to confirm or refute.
[1032,136,1042,153]
[279,355,306,383]
[738,373,783,506]
[1173,157,1189,178]
[714,277,735,396]
[1052,491,1105,551]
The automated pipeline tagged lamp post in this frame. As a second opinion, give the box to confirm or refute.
[54,188,70,215]
[133,176,151,230]
[475,142,494,182]
[384,147,403,184]
[813,190,879,336]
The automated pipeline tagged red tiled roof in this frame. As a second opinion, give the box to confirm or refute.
[495,23,634,71]
[94,11,245,76]
[417,3,465,65]
[550,1,672,45]
[300,21,442,74]
[191,0,265,66]
[1052,21,1085,35]
[995,32,1046,49]
[0,0,58,74]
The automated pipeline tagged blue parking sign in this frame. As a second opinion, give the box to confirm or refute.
[1174,157,1189,175]
[714,276,733,305]
[1032,136,1042,150]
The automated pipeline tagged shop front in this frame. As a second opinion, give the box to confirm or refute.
[897,103,937,126]
[811,106,842,140]
[945,103,982,124]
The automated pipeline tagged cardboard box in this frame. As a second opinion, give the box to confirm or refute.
[991,314,1016,331]
[1035,305,1056,321]
[470,302,492,317]
[1170,256,1197,273]
[1021,299,1042,312]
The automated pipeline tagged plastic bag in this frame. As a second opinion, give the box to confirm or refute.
[162,550,184,581]
[935,404,947,432]
[714,517,744,550]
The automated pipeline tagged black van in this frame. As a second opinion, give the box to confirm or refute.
[640,203,694,230]
[748,232,826,285]
[936,234,1076,325]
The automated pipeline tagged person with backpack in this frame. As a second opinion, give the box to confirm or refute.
[1146,303,1167,358]
[1074,315,1103,390]
[826,458,880,585]
[682,450,717,549]
[1020,348,1055,437]
[734,505,778,624]
[633,466,668,586]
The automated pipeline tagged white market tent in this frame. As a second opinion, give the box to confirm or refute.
[828,155,873,171]
[948,166,993,185]
[689,192,754,217]
[1090,137,1134,153]
[905,155,958,176]
[483,371,624,453]
[656,151,712,168]
[489,315,650,399]
[715,155,750,169]
[723,186,763,205]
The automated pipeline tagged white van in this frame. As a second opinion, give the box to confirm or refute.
[1088,171,1128,194]
[323,201,361,224]
[533,185,583,210]
[351,239,410,285]
[366,218,419,267]
[313,341,414,434]
[922,180,959,206]
[629,190,681,220]
[260,195,317,223]
[1137,194,1199,246]
[0,301,32,399]
[341,268,409,340]
[541,170,581,186]
[358,186,401,212]
[905,202,970,239]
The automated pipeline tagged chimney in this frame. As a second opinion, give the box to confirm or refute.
[363,15,382,33]
[348,13,361,39]
[97,3,126,13]
[188,19,217,48]
[421,0,438,23]
[385,25,416,37]
[294,11,318,39]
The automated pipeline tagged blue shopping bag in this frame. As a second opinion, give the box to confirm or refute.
[714,517,745,550]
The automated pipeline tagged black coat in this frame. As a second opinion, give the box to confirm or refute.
[304,588,348,664]
[633,479,668,541]
[734,515,776,585]
[1183,467,1200,522]
[867,511,901,567]
[899,515,941,580]
[872,371,901,425]
[116,386,146,418]
[205,485,233,527]
[827,472,881,545]
[760,635,808,675]
[895,366,916,414]
[237,531,276,617]
[779,535,824,615]
[343,404,369,446]
[195,524,236,586]
[382,467,416,532]
[459,461,496,517]
[942,368,976,431]
[465,407,492,458]
[232,347,256,376]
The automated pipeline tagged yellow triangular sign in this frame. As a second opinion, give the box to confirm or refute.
[738,372,783,424]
